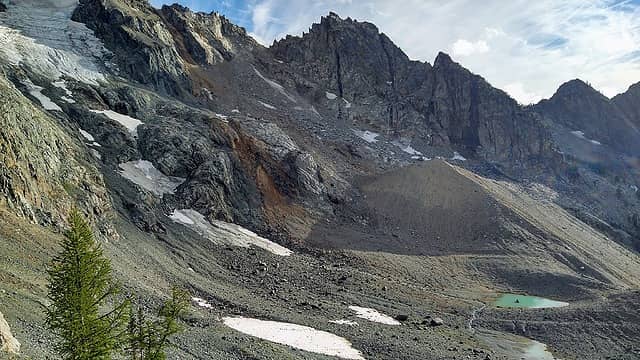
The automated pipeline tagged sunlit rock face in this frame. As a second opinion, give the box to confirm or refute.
[271,14,555,165]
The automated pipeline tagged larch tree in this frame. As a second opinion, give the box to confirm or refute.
[46,209,129,359]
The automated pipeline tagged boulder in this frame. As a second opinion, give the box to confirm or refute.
[394,314,409,322]
[0,311,20,354]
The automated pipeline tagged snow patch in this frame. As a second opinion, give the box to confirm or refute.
[223,317,364,360]
[118,160,185,196]
[91,110,143,136]
[79,129,101,147]
[258,101,277,110]
[392,140,422,156]
[79,129,95,142]
[348,306,400,325]
[169,209,293,256]
[52,79,76,103]
[326,91,338,100]
[571,130,601,145]
[253,67,296,102]
[52,79,72,96]
[352,129,380,143]
[22,79,61,111]
[451,152,467,161]
[168,210,195,225]
[191,297,213,309]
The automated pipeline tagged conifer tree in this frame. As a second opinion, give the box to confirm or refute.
[46,209,129,360]
[127,288,189,360]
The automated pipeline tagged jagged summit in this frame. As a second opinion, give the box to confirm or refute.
[433,51,455,67]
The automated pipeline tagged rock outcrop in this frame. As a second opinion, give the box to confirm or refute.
[0,311,20,355]
[73,0,191,96]
[72,0,257,98]
[271,14,555,165]
[0,74,110,228]
[535,79,640,155]
[612,81,640,126]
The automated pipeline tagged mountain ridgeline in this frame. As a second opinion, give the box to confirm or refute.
[2,0,640,359]
[70,0,640,248]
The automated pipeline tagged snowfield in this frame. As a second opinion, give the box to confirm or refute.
[118,160,185,196]
[223,317,364,359]
[353,129,380,143]
[169,209,293,256]
[91,110,143,136]
[348,306,401,325]
[21,79,61,111]
[0,0,108,84]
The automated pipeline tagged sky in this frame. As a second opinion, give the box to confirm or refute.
[150,0,640,104]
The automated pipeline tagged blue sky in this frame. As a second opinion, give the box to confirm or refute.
[150,0,640,104]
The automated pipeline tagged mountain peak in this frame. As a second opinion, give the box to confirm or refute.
[553,78,604,99]
[326,11,342,20]
[622,81,640,95]
[434,51,455,67]
[612,81,640,124]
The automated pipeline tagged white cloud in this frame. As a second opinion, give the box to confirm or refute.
[503,82,544,105]
[451,39,489,57]
[243,0,640,104]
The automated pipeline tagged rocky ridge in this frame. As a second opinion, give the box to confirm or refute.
[0,0,640,359]
[535,79,640,155]
[271,14,555,166]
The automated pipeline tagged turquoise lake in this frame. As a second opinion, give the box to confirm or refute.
[494,294,569,309]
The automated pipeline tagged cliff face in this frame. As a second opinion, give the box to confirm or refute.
[271,14,554,165]
[426,53,553,164]
[535,79,640,155]
[73,5,557,167]
[612,82,640,127]
[0,75,110,228]
[72,0,257,98]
